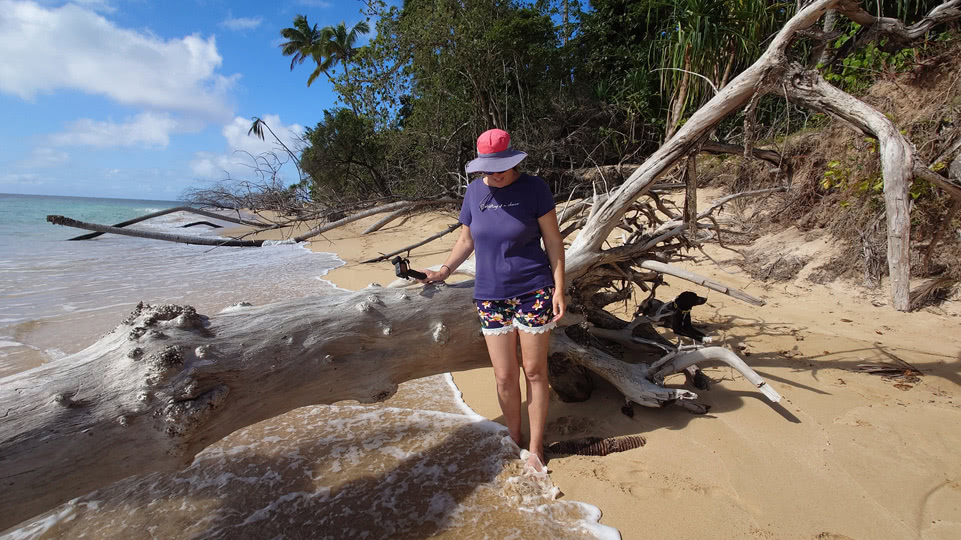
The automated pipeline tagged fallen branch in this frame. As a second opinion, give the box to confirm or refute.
[362,223,462,263]
[363,205,421,234]
[362,199,460,234]
[48,216,271,247]
[914,164,961,202]
[700,141,787,169]
[638,260,765,306]
[292,199,458,242]
[182,221,223,229]
[68,206,267,241]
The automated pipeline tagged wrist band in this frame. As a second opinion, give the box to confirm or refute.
[441,264,451,274]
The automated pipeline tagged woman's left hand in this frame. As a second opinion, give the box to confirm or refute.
[552,288,566,322]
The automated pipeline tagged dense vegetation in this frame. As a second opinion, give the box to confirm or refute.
[273,1,942,197]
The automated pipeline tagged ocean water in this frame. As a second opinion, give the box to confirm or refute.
[0,193,341,375]
[0,194,616,539]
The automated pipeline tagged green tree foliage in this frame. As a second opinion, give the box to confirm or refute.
[576,1,793,137]
[336,0,585,193]
[279,14,324,71]
[576,1,667,116]
[299,108,390,200]
[817,1,948,94]
[388,2,563,142]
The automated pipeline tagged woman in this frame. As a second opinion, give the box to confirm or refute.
[421,128,566,471]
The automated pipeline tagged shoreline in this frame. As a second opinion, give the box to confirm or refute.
[226,208,961,539]
[225,210,464,291]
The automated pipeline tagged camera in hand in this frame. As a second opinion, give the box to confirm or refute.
[391,256,427,280]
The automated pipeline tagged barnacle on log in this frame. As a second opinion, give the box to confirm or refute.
[546,435,646,457]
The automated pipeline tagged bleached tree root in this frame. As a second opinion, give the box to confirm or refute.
[549,332,780,407]
[550,333,698,408]
[780,64,914,310]
[649,346,782,403]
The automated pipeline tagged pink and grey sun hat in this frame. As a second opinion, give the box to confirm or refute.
[465,129,528,174]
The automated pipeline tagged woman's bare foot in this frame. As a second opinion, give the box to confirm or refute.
[526,449,546,473]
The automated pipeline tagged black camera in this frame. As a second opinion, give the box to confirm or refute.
[391,256,427,280]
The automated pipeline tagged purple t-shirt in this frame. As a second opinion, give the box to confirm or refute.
[459,173,556,300]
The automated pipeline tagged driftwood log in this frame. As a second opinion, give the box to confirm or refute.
[10,0,961,530]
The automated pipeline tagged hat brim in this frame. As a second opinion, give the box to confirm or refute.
[465,150,527,174]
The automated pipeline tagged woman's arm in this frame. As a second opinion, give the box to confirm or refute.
[421,224,474,282]
[538,209,566,321]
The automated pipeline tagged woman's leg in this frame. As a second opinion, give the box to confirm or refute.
[484,330,523,446]
[518,330,551,470]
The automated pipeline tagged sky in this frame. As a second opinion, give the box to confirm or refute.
[0,0,380,201]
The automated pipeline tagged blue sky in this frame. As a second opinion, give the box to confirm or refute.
[0,0,379,200]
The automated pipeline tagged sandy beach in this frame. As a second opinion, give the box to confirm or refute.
[228,207,961,540]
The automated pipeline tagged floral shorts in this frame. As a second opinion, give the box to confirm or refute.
[475,287,556,336]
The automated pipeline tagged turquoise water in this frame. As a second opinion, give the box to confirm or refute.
[0,192,182,243]
[0,192,341,375]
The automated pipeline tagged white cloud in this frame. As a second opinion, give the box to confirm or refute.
[190,115,305,180]
[0,0,236,120]
[22,147,69,167]
[48,112,181,148]
[221,15,262,31]
[297,0,333,7]
[0,172,46,186]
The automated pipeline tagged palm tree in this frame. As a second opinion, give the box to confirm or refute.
[307,20,370,90]
[280,14,323,72]
[279,17,370,111]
